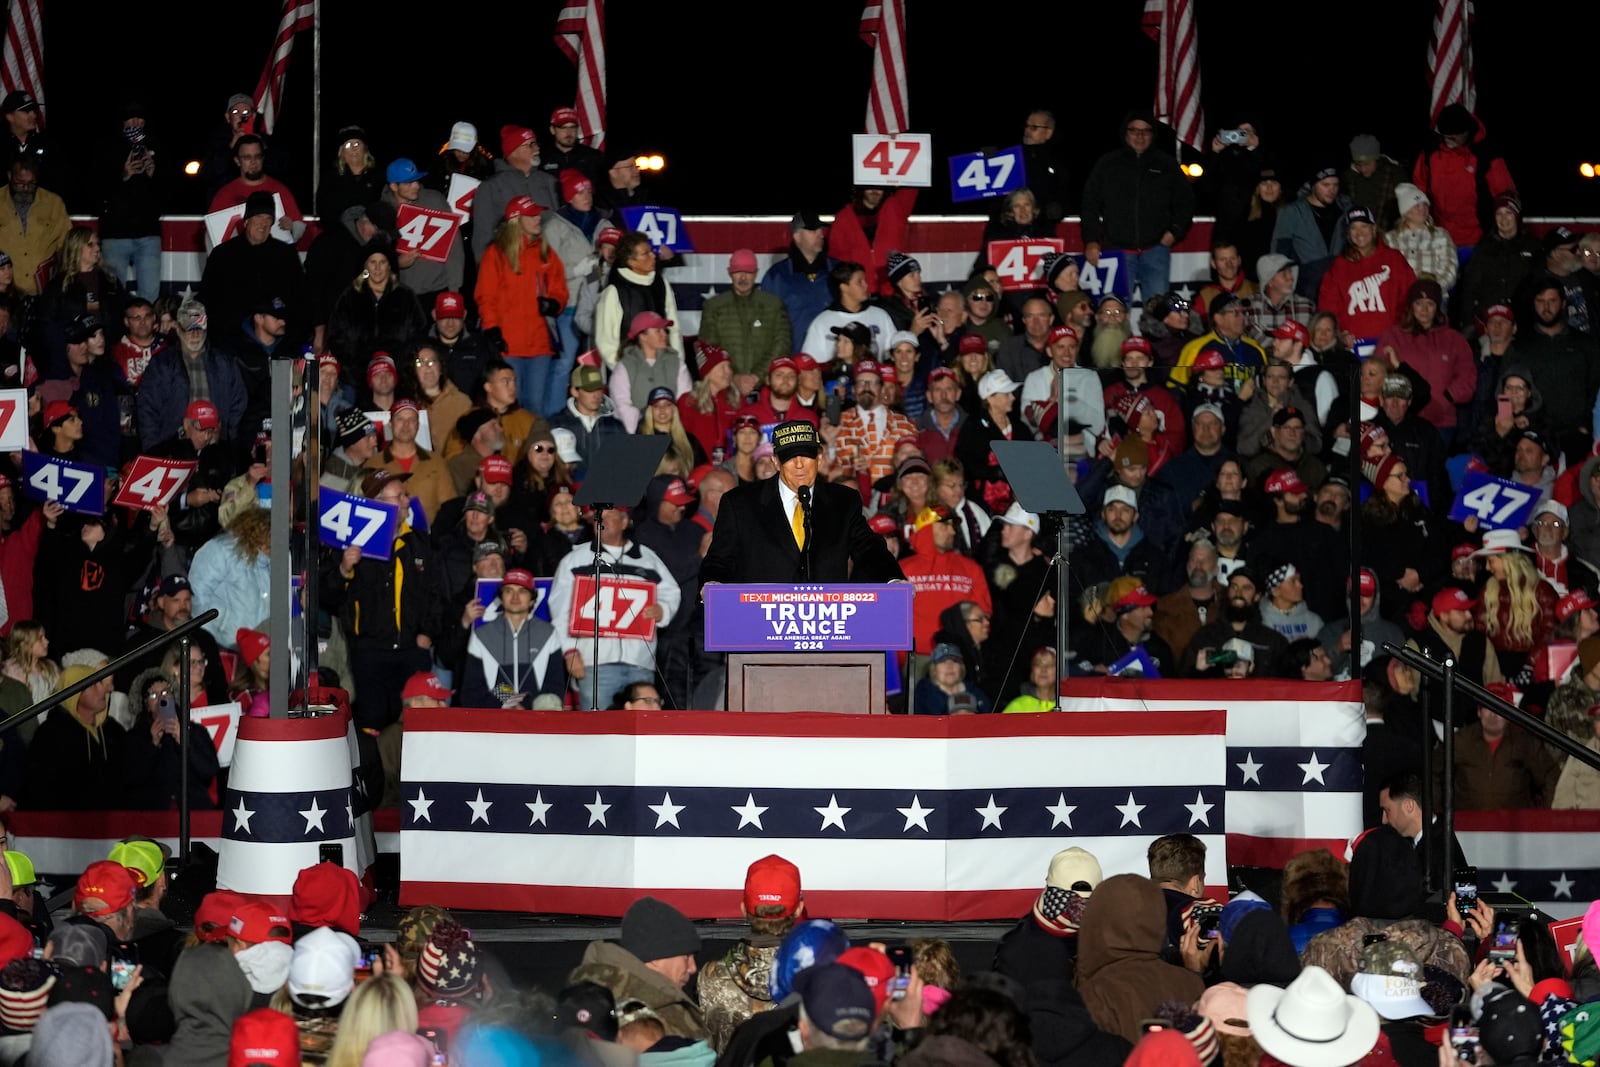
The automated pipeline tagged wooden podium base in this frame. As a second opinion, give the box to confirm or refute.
[725,652,886,714]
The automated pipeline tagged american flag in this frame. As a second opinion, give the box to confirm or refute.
[0,0,43,127]
[1428,0,1476,125]
[1141,0,1205,153]
[554,0,607,151]
[399,708,1228,920]
[252,0,315,135]
[1062,680,1365,869]
[858,1,908,136]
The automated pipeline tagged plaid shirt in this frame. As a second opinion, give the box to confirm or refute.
[831,404,917,483]
[1242,290,1318,346]
[1387,224,1459,293]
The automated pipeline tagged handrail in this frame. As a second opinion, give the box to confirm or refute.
[1385,641,1600,772]
[0,610,220,736]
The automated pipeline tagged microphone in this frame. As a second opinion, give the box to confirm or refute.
[797,483,814,580]
[797,484,812,512]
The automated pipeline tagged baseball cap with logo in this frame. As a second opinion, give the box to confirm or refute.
[186,400,221,429]
[359,468,410,499]
[662,479,696,507]
[42,400,76,428]
[1558,588,1598,622]
[74,861,137,914]
[793,963,876,1040]
[107,840,164,888]
[550,107,581,128]
[1103,485,1139,511]
[1192,346,1228,371]
[505,195,546,220]
[1110,578,1158,611]
[1263,469,1307,495]
[1271,319,1310,345]
[772,420,820,462]
[228,1007,301,1067]
[479,455,514,485]
[1432,586,1479,616]
[229,901,293,945]
[1048,324,1079,346]
[502,569,537,592]
[1351,941,1434,1020]
[434,292,466,319]
[500,124,537,157]
[743,855,802,919]
[401,672,453,704]
[573,365,605,392]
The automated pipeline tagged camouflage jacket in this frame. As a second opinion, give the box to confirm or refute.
[699,940,778,1053]
[570,939,707,1041]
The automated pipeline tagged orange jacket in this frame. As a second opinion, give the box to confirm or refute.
[474,237,569,357]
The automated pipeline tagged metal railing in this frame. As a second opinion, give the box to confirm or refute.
[0,610,221,862]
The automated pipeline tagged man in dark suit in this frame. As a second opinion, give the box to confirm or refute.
[701,420,905,585]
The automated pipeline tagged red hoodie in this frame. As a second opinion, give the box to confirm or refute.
[1318,244,1416,341]
[900,520,992,653]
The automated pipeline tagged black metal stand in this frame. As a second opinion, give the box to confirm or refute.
[588,507,608,711]
[1439,656,1456,896]
[178,634,192,864]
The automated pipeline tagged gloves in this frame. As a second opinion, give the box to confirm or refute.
[537,297,562,318]
[482,327,508,354]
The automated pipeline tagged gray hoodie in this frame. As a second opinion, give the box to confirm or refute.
[151,943,253,1067]
[1318,581,1403,679]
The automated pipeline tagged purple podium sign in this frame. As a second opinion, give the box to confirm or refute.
[703,584,914,652]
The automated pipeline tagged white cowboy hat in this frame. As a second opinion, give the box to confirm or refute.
[1247,966,1380,1067]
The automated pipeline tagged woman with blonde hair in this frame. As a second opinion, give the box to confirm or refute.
[678,343,740,460]
[319,124,382,219]
[474,196,569,417]
[325,974,419,1067]
[639,388,704,477]
[1387,183,1458,293]
[1475,540,1558,678]
[4,622,59,706]
[36,226,127,353]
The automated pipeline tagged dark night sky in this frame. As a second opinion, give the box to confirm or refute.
[36,1,1600,219]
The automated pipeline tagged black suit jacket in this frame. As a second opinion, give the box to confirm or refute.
[701,477,905,585]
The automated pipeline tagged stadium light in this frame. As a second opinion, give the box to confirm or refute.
[1181,162,1204,180]
[635,154,665,172]
[1581,162,1597,179]
[184,160,201,176]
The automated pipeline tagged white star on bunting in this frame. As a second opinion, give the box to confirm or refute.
[1298,752,1329,785]
[975,794,1007,831]
[467,789,494,825]
[649,792,686,829]
[1185,791,1214,827]
[897,795,934,832]
[1046,793,1076,829]
[732,794,768,830]
[585,791,611,827]
[409,789,433,823]
[1116,791,1146,828]
[1236,752,1263,784]
[300,798,327,834]
[232,798,255,833]
[1491,873,1516,894]
[815,794,851,831]
[525,791,552,826]
[1551,872,1575,899]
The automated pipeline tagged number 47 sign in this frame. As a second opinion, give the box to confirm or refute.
[1449,469,1540,531]
[394,203,461,264]
[619,206,693,253]
[852,133,932,188]
[317,490,400,560]
[569,574,657,641]
[113,456,197,512]
[948,146,1024,203]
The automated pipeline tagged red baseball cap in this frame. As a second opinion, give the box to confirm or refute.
[792,353,819,372]
[743,854,802,919]
[628,310,674,339]
[434,292,466,319]
[391,398,419,416]
[1558,589,1598,622]
[229,900,292,945]
[1431,586,1478,616]
[505,195,547,220]
[502,569,536,591]
[500,124,537,157]
[868,514,898,535]
[229,1007,301,1067]
[836,947,896,1015]
[74,860,138,914]
[853,359,883,381]
[194,890,248,942]
[1047,325,1079,346]
[768,356,797,375]
[958,334,988,356]
[1271,319,1311,345]
[186,399,221,429]
[550,107,581,127]
[1355,568,1378,597]
[479,455,514,485]
[42,400,76,427]
[878,363,899,384]
[596,226,621,248]
[1263,469,1308,495]
[366,353,397,384]
[1484,304,1514,324]
[316,352,340,370]
[662,478,696,507]
[1120,335,1152,355]
[1192,349,1227,372]
[928,367,957,384]
[1114,583,1159,610]
[401,671,452,703]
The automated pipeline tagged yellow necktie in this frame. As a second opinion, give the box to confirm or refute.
[791,498,806,549]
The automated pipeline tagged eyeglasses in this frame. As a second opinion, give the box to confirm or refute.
[1126,126,1155,135]
[631,695,663,705]
[416,358,440,368]
[968,294,994,302]
[1099,307,1127,318]
[530,445,556,453]
[189,656,207,669]
[229,107,255,117]
[1534,518,1567,528]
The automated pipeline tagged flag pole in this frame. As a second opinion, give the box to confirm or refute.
[311,0,322,210]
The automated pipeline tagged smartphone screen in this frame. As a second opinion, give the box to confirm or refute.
[319,842,344,867]
[1489,920,1519,960]
[1496,395,1513,422]
[1454,867,1478,914]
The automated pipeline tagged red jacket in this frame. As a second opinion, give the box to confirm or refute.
[678,392,739,460]
[736,390,819,437]
[1318,245,1416,342]
[0,511,41,637]
[900,522,992,653]
[1412,118,1516,247]
[474,237,568,357]
[828,188,917,295]
[1375,322,1476,428]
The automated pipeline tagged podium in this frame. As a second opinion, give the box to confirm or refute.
[704,584,914,714]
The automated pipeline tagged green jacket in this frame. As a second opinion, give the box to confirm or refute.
[697,289,792,376]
